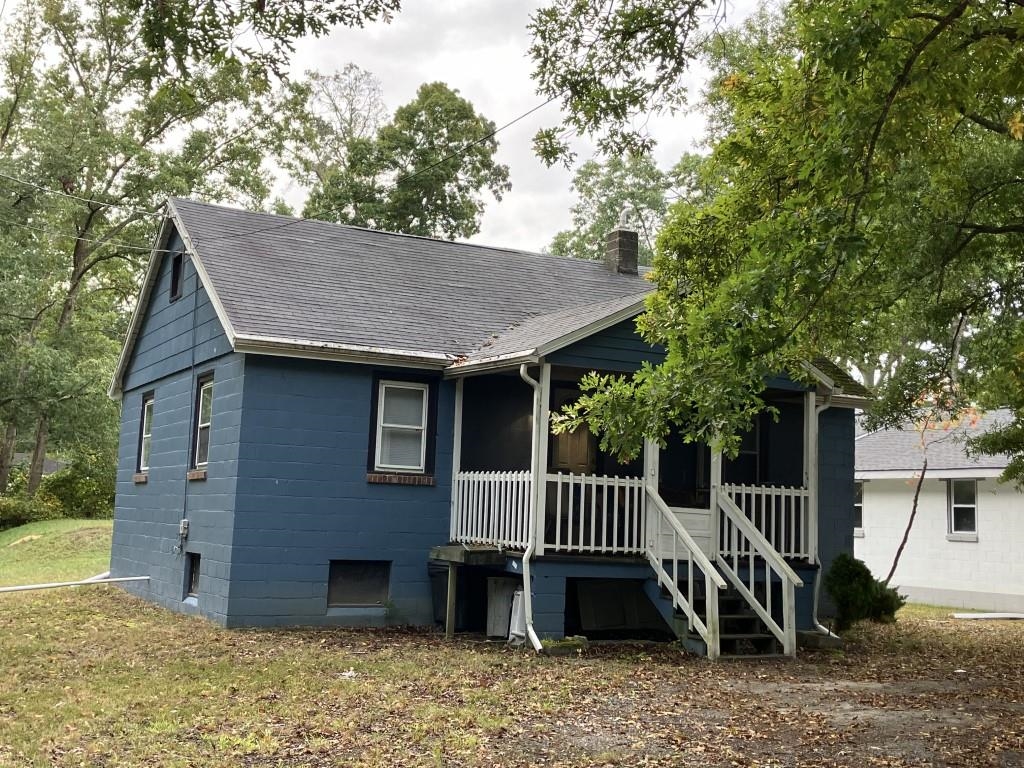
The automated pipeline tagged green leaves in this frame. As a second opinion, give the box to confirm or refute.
[302,81,511,240]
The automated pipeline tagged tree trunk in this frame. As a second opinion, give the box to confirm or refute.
[0,423,16,493]
[26,415,49,495]
[884,458,926,586]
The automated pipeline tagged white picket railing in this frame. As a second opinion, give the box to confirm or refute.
[452,471,532,549]
[720,483,813,561]
[716,491,804,656]
[544,473,646,554]
[646,488,725,660]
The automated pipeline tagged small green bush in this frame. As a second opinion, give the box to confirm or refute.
[824,553,906,631]
[40,450,115,519]
[0,493,64,530]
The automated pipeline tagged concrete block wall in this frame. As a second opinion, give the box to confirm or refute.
[226,356,455,627]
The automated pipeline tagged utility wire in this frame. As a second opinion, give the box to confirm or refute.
[0,171,163,218]
[0,213,171,254]
[198,92,565,244]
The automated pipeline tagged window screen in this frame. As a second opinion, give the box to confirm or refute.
[375,381,427,471]
[328,560,390,606]
[948,479,977,534]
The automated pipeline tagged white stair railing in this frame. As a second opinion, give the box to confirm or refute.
[716,491,804,656]
[646,488,726,660]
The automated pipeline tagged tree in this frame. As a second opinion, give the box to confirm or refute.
[545,1,1024,476]
[548,153,703,266]
[303,81,511,240]
[128,0,400,76]
[0,0,298,495]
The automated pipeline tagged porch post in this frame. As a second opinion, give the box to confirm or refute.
[534,362,551,556]
[804,389,819,563]
[643,438,659,549]
[450,377,464,542]
[710,447,723,556]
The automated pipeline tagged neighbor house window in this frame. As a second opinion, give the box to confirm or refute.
[328,560,390,607]
[374,380,429,472]
[185,552,201,598]
[192,376,213,467]
[853,481,863,529]
[948,479,977,535]
[169,252,184,301]
[138,392,154,472]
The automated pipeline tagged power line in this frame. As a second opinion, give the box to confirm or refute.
[198,92,564,244]
[0,213,172,254]
[0,171,162,218]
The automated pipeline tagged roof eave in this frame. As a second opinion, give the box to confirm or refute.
[856,467,1007,480]
[233,335,451,370]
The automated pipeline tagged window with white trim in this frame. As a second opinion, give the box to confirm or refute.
[948,479,977,534]
[193,376,214,467]
[138,393,154,472]
[375,381,428,472]
[853,481,863,529]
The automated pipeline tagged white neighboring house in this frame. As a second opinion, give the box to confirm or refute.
[854,409,1024,612]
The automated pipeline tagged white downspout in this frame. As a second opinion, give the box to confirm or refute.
[518,363,545,653]
[811,391,839,638]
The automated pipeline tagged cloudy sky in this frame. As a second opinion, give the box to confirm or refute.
[289,0,756,253]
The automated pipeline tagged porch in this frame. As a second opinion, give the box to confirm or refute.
[441,361,826,658]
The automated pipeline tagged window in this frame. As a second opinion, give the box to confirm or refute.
[853,481,863,529]
[948,479,977,535]
[375,380,429,472]
[193,376,213,467]
[170,252,183,301]
[138,393,154,472]
[328,560,390,606]
[185,552,201,598]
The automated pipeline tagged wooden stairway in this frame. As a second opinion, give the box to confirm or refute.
[644,569,785,658]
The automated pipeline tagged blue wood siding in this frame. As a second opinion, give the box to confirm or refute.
[548,318,665,372]
[122,231,231,393]
[110,353,244,625]
[226,356,455,627]
[815,406,856,619]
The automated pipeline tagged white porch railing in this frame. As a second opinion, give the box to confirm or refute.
[646,488,725,660]
[716,491,804,656]
[720,483,813,561]
[544,473,646,554]
[452,471,532,549]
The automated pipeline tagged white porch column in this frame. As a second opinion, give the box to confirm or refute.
[710,447,723,556]
[803,389,819,562]
[643,438,659,548]
[449,377,464,542]
[533,362,551,556]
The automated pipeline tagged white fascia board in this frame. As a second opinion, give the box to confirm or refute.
[445,297,648,378]
[233,335,451,369]
[827,394,872,409]
[856,467,1006,480]
[166,199,238,346]
[534,298,647,357]
[107,214,174,399]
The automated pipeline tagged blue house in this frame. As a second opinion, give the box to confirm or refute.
[108,198,869,658]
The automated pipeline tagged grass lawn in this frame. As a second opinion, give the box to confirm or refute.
[1,527,1022,767]
[0,518,112,586]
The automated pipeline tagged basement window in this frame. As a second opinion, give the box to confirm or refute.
[328,560,390,607]
[185,553,201,598]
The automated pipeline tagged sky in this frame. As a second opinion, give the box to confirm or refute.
[289,0,756,253]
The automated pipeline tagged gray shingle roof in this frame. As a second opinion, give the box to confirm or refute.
[171,198,653,359]
[856,409,1013,473]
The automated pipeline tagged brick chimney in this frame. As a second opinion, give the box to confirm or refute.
[604,206,639,275]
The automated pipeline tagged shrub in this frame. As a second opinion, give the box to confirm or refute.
[40,450,115,519]
[824,553,906,631]
[0,493,64,531]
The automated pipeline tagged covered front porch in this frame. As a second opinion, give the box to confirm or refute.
[441,359,826,658]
